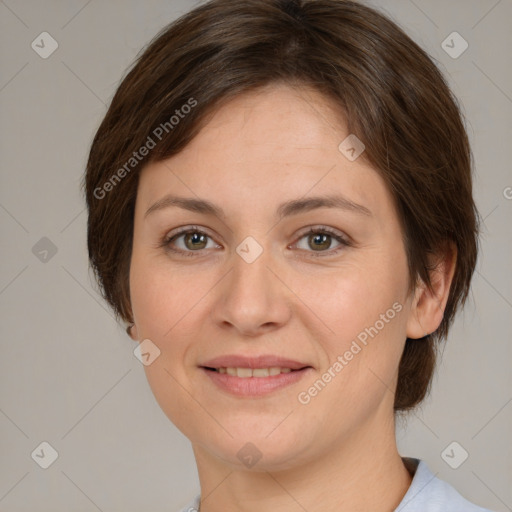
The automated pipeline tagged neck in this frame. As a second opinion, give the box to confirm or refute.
[192,411,413,512]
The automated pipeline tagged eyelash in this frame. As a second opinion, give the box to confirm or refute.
[159,225,351,259]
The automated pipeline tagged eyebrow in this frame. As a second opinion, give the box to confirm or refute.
[144,193,372,220]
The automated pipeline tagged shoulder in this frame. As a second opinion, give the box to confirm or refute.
[396,458,495,512]
[176,494,200,512]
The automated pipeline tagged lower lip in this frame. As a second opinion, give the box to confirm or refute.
[201,367,312,397]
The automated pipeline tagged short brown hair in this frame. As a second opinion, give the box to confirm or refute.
[83,0,479,412]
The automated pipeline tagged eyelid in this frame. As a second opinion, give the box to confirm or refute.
[293,225,351,244]
[164,224,216,242]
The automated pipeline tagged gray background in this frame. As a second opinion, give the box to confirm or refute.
[0,0,511,511]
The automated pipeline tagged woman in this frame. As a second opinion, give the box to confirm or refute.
[83,0,494,510]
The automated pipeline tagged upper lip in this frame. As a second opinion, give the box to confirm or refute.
[200,355,311,370]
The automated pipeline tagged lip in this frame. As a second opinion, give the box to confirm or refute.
[200,354,310,371]
[199,354,313,398]
[201,366,313,397]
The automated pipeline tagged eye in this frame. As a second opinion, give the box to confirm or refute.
[160,225,350,258]
[161,226,220,257]
[292,226,350,257]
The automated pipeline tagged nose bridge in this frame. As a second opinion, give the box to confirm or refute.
[229,237,276,303]
[212,234,290,333]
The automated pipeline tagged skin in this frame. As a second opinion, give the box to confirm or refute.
[128,83,456,511]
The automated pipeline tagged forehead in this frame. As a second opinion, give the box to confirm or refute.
[187,83,350,163]
[136,84,392,222]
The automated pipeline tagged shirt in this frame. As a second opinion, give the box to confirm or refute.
[177,457,495,511]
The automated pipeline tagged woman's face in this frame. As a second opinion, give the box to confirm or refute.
[130,84,416,470]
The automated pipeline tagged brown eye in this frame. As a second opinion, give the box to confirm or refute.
[162,227,219,257]
[182,231,209,250]
[294,227,350,257]
[307,232,333,251]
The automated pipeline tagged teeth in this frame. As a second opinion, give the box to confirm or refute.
[237,368,252,378]
[215,367,295,378]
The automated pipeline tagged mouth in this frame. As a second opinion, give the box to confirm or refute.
[202,366,308,377]
[200,365,313,397]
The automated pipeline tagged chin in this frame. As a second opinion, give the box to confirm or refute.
[196,426,314,472]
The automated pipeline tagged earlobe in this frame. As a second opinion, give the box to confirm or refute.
[406,242,457,340]
[126,323,139,340]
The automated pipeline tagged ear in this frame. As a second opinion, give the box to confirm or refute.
[406,241,457,339]
[126,323,139,341]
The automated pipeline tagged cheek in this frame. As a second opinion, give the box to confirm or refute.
[305,257,407,343]
[129,253,205,433]
[300,252,408,396]
[129,250,198,337]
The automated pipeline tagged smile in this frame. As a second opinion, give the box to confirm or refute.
[201,366,312,397]
[208,367,296,377]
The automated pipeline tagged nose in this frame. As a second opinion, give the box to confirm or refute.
[210,244,292,337]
